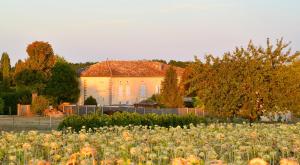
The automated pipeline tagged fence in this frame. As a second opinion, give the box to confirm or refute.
[62,105,205,117]
[0,116,63,131]
[62,105,97,115]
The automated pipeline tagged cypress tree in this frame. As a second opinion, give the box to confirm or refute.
[160,66,183,108]
[1,52,11,90]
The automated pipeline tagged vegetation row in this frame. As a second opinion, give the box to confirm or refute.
[58,112,205,131]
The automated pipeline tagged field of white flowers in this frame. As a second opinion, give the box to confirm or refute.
[0,123,299,165]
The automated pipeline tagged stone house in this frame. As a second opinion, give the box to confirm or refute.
[78,60,184,106]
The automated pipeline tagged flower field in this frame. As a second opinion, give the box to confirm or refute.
[0,123,300,165]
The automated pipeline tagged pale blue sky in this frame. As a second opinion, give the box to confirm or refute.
[0,0,299,64]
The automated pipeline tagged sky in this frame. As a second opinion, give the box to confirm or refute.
[0,0,300,65]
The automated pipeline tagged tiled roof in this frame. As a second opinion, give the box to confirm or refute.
[80,60,184,77]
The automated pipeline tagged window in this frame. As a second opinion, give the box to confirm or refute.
[118,81,123,97]
[140,84,146,98]
[125,81,130,97]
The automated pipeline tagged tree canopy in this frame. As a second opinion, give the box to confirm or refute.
[15,69,47,93]
[160,66,183,108]
[168,60,192,68]
[14,41,56,93]
[25,41,56,74]
[185,38,300,121]
[0,52,11,89]
[44,62,80,105]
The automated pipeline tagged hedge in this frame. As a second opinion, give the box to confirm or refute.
[58,112,206,131]
[0,89,31,115]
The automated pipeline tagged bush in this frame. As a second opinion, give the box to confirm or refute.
[0,89,32,115]
[58,112,206,131]
[84,96,97,105]
[0,98,4,115]
[31,96,49,114]
[0,92,18,115]
[16,89,32,104]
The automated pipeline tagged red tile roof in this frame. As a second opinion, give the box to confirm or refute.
[80,60,184,77]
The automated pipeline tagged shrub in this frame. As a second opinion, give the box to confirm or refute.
[31,96,49,114]
[0,89,32,115]
[0,98,4,115]
[16,89,32,104]
[84,96,97,105]
[58,112,206,131]
[0,92,18,115]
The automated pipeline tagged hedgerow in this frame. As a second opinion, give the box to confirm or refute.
[58,112,205,131]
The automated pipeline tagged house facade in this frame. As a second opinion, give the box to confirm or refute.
[78,61,183,105]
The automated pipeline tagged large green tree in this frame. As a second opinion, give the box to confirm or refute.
[160,66,183,108]
[25,41,56,74]
[14,41,56,94]
[179,57,200,97]
[1,52,11,90]
[44,62,80,105]
[186,39,300,121]
[15,69,47,93]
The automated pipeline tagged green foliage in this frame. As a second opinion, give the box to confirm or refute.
[0,93,18,115]
[0,89,32,115]
[0,98,4,115]
[16,89,32,104]
[192,97,204,108]
[14,41,56,94]
[15,69,47,93]
[151,59,167,64]
[31,96,49,114]
[187,39,300,121]
[0,52,11,90]
[151,59,191,68]
[58,112,205,131]
[68,62,96,73]
[184,97,205,108]
[168,60,191,68]
[55,55,68,64]
[160,66,183,108]
[145,94,165,107]
[84,96,97,105]
[179,60,199,97]
[146,94,159,102]
[44,62,80,104]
